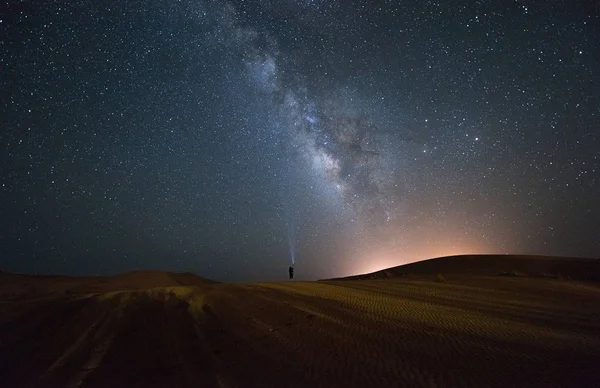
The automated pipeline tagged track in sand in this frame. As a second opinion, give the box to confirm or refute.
[1,255,599,387]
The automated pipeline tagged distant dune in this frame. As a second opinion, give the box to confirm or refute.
[0,270,216,298]
[333,254,600,282]
[1,255,599,387]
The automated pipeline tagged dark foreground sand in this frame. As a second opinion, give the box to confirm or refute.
[1,256,599,387]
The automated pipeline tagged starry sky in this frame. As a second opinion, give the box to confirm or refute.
[1,0,599,281]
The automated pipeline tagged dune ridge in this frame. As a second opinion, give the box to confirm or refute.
[333,254,600,282]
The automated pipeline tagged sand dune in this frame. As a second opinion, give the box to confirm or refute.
[1,255,599,387]
[335,254,600,282]
[0,270,216,298]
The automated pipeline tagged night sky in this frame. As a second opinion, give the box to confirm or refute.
[1,1,599,281]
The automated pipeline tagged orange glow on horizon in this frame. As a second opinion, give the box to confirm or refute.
[343,235,493,277]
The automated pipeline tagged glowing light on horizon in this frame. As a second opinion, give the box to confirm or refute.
[342,234,494,277]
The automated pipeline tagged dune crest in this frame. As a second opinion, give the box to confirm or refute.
[334,254,600,283]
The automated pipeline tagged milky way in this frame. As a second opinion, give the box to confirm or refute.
[1,0,598,280]
[218,3,404,225]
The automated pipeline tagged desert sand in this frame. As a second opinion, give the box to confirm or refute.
[1,255,599,387]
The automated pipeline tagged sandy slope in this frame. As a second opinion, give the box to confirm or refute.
[1,259,599,387]
[335,254,600,282]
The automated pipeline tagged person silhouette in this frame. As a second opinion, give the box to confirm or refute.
[288,265,294,280]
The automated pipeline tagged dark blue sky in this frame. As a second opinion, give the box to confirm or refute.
[1,0,599,280]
